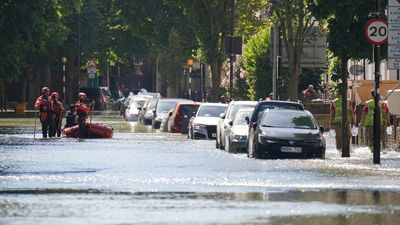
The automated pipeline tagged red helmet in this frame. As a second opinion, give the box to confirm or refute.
[41,87,50,95]
[51,92,59,98]
[78,92,87,99]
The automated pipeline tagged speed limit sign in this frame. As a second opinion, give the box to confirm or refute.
[364,19,388,45]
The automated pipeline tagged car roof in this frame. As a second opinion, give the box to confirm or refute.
[228,100,258,105]
[200,102,228,107]
[257,100,304,106]
[158,98,193,102]
[264,109,312,116]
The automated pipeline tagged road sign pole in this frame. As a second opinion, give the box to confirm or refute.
[373,0,381,164]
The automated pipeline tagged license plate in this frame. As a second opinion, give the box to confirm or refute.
[211,133,216,137]
[281,146,302,153]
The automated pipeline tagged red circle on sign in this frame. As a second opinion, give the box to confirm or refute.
[364,18,388,45]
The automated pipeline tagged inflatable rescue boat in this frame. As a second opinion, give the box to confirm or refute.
[63,123,113,138]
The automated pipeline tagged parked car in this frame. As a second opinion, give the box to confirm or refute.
[138,98,160,125]
[152,98,194,129]
[168,103,200,134]
[246,100,305,157]
[224,108,254,153]
[249,109,325,159]
[160,108,174,132]
[124,96,151,121]
[79,86,114,111]
[216,101,257,150]
[188,103,228,139]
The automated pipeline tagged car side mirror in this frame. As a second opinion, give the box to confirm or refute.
[319,126,325,133]
[169,111,173,116]
[252,122,257,130]
[245,116,250,124]
[153,110,156,114]
[137,107,142,111]
[228,120,233,126]
[192,111,196,117]
[219,113,225,119]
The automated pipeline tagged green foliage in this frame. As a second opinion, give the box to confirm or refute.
[242,26,273,100]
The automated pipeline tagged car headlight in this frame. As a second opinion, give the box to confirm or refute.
[194,124,206,130]
[258,134,278,144]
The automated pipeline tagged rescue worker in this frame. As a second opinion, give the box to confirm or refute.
[64,104,78,128]
[329,94,355,151]
[34,87,53,138]
[75,92,94,138]
[360,90,390,149]
[50,92,64,137]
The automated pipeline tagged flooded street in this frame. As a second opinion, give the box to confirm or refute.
[1,113,400,225]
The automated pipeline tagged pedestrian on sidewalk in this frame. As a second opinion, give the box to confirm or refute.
[34,87,53,138]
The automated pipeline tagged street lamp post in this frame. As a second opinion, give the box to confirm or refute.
[187,58,194,100]
[61,57,67,102]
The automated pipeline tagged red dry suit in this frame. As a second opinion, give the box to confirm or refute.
[35,95,52,122]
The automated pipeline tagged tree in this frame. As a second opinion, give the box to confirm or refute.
[309,0,386,157]
[270,0,315,101]
[242,27,273,100]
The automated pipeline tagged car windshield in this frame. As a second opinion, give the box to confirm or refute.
[197,105,227,117]
[148,99,158,110]
[179,105,199,116]
[133,100,146,108]
[261,112,317,129]
[226,104,254,120]
[233,110,253,125]
[157,101,178,113]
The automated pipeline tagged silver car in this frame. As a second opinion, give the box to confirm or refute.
[188,103,228,139]
[224,108,254,153]
[216,101,257,150]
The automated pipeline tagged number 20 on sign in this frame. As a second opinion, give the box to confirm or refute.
[364,19,388,45]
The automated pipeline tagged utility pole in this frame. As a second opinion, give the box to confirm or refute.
[373,0,381,164]
[272,26,278,100]
[229,0,235,100]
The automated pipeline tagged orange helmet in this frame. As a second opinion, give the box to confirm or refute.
[78,92,87,99]
[41,87,50,95]
[51,92,59,98]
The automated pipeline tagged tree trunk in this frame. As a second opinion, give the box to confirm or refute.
[209,57,223,101]
[341,57,350,157]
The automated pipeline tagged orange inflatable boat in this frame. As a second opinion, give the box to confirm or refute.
[63,123,113,138]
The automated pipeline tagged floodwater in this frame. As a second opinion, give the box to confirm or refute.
[1,113,400,225]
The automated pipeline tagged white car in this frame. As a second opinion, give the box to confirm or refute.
[216,101,257,150]
[224,108,254,153]
[188,103,228,139]
[125,96,151,121]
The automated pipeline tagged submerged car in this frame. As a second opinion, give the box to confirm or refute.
[168,103,200,134]
[249,109,325,159]
[138,98,160,125]
[188,103,228,139]
[124,96,151,121]
[224,108,254,153]
[216,101,257,150]
[246,100,305,157]
[152,98,194,129]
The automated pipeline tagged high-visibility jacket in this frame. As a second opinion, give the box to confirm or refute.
[361,99,383,127]
[332,98,352,125]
